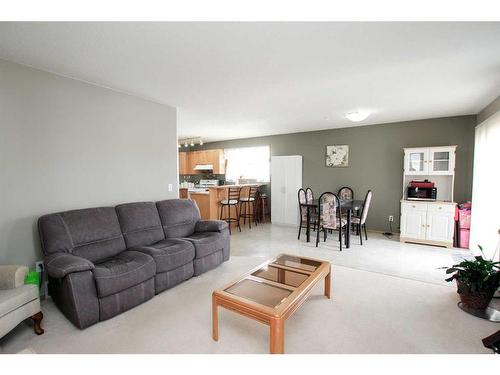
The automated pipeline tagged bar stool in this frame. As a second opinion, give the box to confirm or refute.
[256,190,270,223]
[220,187,242,235]
[239,186,258,229]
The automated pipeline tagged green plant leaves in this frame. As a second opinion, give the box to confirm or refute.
[443,244,500,292]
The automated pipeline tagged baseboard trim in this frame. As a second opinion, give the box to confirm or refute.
[400,236,453,249]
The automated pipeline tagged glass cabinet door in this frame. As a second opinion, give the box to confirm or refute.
[429,148,455,175]
[406,149,428,174]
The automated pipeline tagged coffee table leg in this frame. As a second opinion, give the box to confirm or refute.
[270,317,284,354]
[212,294,219,341]
[324,270,331,299]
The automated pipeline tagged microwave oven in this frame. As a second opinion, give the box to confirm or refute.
[407,186,437,201]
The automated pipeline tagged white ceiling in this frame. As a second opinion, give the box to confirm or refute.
[1,22,499,142]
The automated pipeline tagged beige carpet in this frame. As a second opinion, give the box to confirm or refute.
[0,254,498,354]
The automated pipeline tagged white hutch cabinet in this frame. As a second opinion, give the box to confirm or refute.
[400,146,457,248]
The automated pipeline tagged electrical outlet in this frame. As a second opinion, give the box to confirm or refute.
[168,183,173,192]
[35,261,44,273]
[388,215,394,222]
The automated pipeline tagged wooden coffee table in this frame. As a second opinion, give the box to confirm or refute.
[212,253,331,354]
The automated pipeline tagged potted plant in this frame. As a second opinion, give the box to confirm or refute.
[444,246,500,310]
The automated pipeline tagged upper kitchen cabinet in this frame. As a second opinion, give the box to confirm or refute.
[428,146,456,175]
[179,151,189,174]
[179,149,226,174]
[404,146,456,175]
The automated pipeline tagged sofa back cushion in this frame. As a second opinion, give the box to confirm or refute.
[156,199,200,238]
[38,207,126,263]
[115,202,165,248]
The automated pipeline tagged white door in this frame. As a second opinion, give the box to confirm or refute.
[426,208,455,242]
[428,147,455,175]
[400,203,427,239]
[271,155,302,225]
[405,148,429,175]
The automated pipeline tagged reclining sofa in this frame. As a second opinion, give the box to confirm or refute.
[38,199,229,329]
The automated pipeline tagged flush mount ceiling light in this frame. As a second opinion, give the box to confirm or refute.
[345,110,371,122]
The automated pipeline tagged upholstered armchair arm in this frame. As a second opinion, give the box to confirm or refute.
[45,253,95,279]
[195,220,229,233]
[0,265,29,290]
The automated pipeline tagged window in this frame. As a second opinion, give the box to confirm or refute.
[470,111,500,260]
[224,146,270,183]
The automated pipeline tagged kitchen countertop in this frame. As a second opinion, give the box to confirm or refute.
[207,183,267,189]
[189,191,209,195]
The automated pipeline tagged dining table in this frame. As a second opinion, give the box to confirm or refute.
[299,199,364,248]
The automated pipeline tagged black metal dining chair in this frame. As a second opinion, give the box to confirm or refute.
[351,190,373,245]
[297,188,307,240]
[298,188,319,240]
[338,186,354,201]
[316,192,347,250]
[305,187,318,231]
[305,187,314,203]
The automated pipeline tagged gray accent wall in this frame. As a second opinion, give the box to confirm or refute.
[0,60,178,266]
[477,95,500,124]
[197,116,476,232]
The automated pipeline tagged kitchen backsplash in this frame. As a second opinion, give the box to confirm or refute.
[179,174,226,185]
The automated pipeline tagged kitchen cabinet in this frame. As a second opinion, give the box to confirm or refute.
[271,155,302,226]
[179,152,189,174]
[190,192,210,219]
[400,201,455,248]
[404,146,455,176]
[404,148,428,175]
[425,204,455,242]
[428,147,455,175]
[400,202,427,240]
[179,149,226,174]
[401,145,457,248]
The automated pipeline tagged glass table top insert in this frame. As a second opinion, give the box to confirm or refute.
[224,255,322,308]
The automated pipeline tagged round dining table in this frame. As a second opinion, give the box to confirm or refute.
[300,199,364,248]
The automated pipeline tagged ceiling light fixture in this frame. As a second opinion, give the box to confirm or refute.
[179,137,204,148]
[346,110,371,122]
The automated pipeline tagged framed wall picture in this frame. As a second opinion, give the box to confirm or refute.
[326,145,349,167]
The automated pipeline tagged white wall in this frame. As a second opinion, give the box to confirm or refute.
[0,60,179,266]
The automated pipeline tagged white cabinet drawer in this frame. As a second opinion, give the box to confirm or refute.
[401,202,428,212]
[427,203,455,214]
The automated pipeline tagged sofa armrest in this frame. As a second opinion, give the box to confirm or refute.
[45,253,95,279]
[0,265,29,290]
[195,220,229,233]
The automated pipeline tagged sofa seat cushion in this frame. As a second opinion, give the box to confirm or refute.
[0,284,39,319]
[131,238,195,273]
[183,232,226,259]
[93,251,156,298]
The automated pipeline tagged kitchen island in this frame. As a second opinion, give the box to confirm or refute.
[189,184,266,222]
[189,190,210,219]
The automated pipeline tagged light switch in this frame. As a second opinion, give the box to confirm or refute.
[168,184,173,192]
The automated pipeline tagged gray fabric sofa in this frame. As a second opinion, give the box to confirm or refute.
[38,199,229,329]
